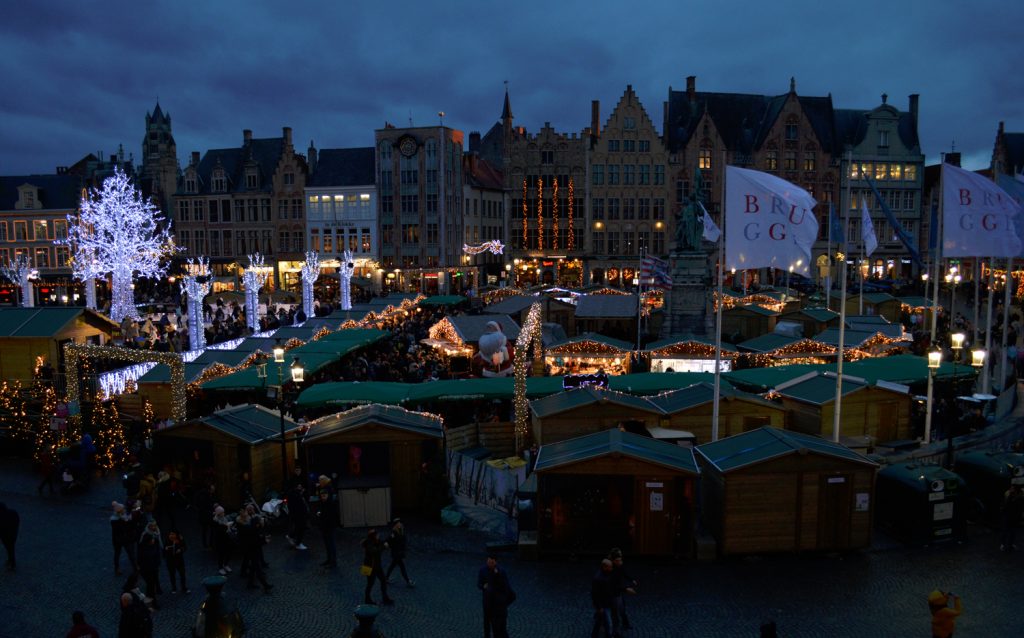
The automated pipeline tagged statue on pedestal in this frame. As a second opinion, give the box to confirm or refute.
[674,167,707,252]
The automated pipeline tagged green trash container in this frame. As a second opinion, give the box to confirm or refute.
[876,462,967,545]
[954,450,1024,524]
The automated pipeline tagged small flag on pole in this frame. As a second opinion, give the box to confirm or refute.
[829,202,845,250]
[861,199,878,257]
[699,202,721,243]
[640,255,672,290]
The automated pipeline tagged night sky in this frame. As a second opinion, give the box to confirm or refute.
[3,1,1021,175]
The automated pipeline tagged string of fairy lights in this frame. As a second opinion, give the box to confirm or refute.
[522,179,528,249]
[552,178,559,244]
[537,176,544,250]
[513,302,544,451]
[567,178,575,251]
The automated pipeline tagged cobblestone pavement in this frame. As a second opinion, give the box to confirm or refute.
[1,459,1022,638]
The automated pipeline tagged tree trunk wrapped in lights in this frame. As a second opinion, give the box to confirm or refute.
[513,303,544,452]
[300,251,321,318]
[59,167,177,323]
[338,249,355,311]
[0,252,34,307]
[242,253,269,332]
[181,257,212,351]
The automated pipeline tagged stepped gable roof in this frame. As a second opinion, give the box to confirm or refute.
[1002,132,1024,171]
[185,136,286,195]
[834,107,920,151]
[0,173,82,210]
[308,148,374,187]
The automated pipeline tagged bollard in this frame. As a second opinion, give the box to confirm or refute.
[193,575,246,637]
[350,604,383,638]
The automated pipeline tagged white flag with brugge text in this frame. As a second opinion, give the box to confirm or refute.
[942,163,1022,257]
[725,166,818,274]
[699,202,721,243]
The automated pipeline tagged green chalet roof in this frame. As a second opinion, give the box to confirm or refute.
[785,307,839,323]
[775,371,869,405]
[737,333,801,353]
[648,382,719,413]
[546,333,634,354]
[297,381,413,407]
[897,296,937,309]
[726,304,780,317]
[530,387,662,419]
[304,403,443,441]
[418,295,468,307]
[722,364,824,392]
[608,372,729,395]
[645,336,737,354]
[535,429,699,475]
[696,426,878,473]
[0,307,118,337]
[171,404,301,445]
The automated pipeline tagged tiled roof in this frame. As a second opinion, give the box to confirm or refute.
[530,387,662,419]
[182,137,288,195]
[161,404,301,445]
[308,148,375,187]
[0,173,82,211]
[697,426,877,473]
[535,429,699,475]
[305,403,443,441]
[737,333,801,353]
[465,155,504,190]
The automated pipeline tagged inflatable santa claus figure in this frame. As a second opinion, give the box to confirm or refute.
[475,321,515,377]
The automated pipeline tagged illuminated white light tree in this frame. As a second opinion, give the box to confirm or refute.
[70,246,103,311]
[60,167,176,323]
[242,253,269,332]
[300,251,320,320]
[0,253,35,307]
[339,249,355,311]
[180,257,211,351]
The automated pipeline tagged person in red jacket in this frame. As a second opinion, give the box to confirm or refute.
[928,589,962,638]
[65,610,99,638]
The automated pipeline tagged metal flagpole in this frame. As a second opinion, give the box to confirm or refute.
[825,204,833,312]
[859,233,865,315]
[712,152,726,442]
[832,151,852,443]
[999,257,1014,394]
[974,260,981,345]
[983,256,996,394]
[924,181,944,444]
[636,246,643,351]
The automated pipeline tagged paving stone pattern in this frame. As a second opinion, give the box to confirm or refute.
[0,459,1022,637]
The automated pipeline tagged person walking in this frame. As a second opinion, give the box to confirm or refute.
[591,558,616,638]
[477,552,515,638]
[285,483,309,551]
[118,591,153,638]
[608,548,637,632]
[361,528,394,605]
[928,589,962,638]
[314,489,338,568]
[236,511,273,593]
[0,502,19,571]
[385,518,415,587]
[1000,483,1023,552]
[110,501,137,576]
[37,447,57,495]
[65,610,100,638]
[163,530,190,594]
[137,523,163,608]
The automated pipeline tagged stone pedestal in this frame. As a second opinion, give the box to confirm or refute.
[663,250,711,337]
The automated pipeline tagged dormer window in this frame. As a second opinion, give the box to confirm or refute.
[213,172,226,192]
[284,172,295,186]
[878,130,889,148]
[17,186,38,210]
[185,177,197,193]
[246,169,258,189]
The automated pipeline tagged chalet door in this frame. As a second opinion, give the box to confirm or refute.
[636,477,673,555]
[875,402,898,442]
[817,474,853,550]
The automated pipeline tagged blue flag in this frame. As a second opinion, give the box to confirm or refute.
[829,202,845,250]
[928,202,939,251]
[864,176,924,268]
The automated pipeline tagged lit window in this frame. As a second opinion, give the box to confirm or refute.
[889,164,902,180]
[33,220,48,241]
[803,153,816,171]
[878,131,889,148]
[874,163,887,180]
[765,151,778,171]
[784,151,797,171]
[699,149,712,170]
[904,165,917,181]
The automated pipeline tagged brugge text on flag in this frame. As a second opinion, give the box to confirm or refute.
[698,202,721,243]
[640,255,672,290]
[942,163,1022,257]
[995,172,1024,258]
[861,199,878,257]
[724,166,818,274]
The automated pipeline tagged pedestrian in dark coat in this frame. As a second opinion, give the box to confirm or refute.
[608,547,637,632]
[110,501,137,576]
[285,483,309,550]
[236,511,272,593]
[361,528,393,605]
[477,553,514,638]
[137,528,163,607]
[385,518,415,586]
[591,559,616,638]
[118,591,153,638]
[163,531,189,594]
[314,490,338,567]
[0,502,19,570]
[212,506,234,575]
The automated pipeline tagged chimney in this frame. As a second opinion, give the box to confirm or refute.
[282,126,292,146]
[243,129,252,144]
[908,94,919,127]
[999,121,1005,134]
[191,151,200,166]
[469,131,481,153]
[686,75,696,101]
[945,152,961,167]
[110,154,117,165]
[591,100,601,138]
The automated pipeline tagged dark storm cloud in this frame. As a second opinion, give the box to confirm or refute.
[2,0,1022,174]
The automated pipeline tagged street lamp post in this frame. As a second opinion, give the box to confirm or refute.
[945,269,961,326]
[268,340,304,491]
[925,347,941,443]
[944,333,984,468]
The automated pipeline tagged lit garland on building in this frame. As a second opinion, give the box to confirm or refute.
[98,362,159,399]
[552,178,559,249]
[714,291,787,313]
[522,179,528,249]
[243,253,270,332]
[536,177,544,250]
[64,344,186,423]
[547,340,631,356]
[567,178,575,251]
[513,303,543,451]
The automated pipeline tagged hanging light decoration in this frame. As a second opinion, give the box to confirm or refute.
[552,178,559,250]
[513,303,544,451]
[536,177,544,250]
[567,177,575,251]
[522,179,528,250]
[463,240,505,256]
